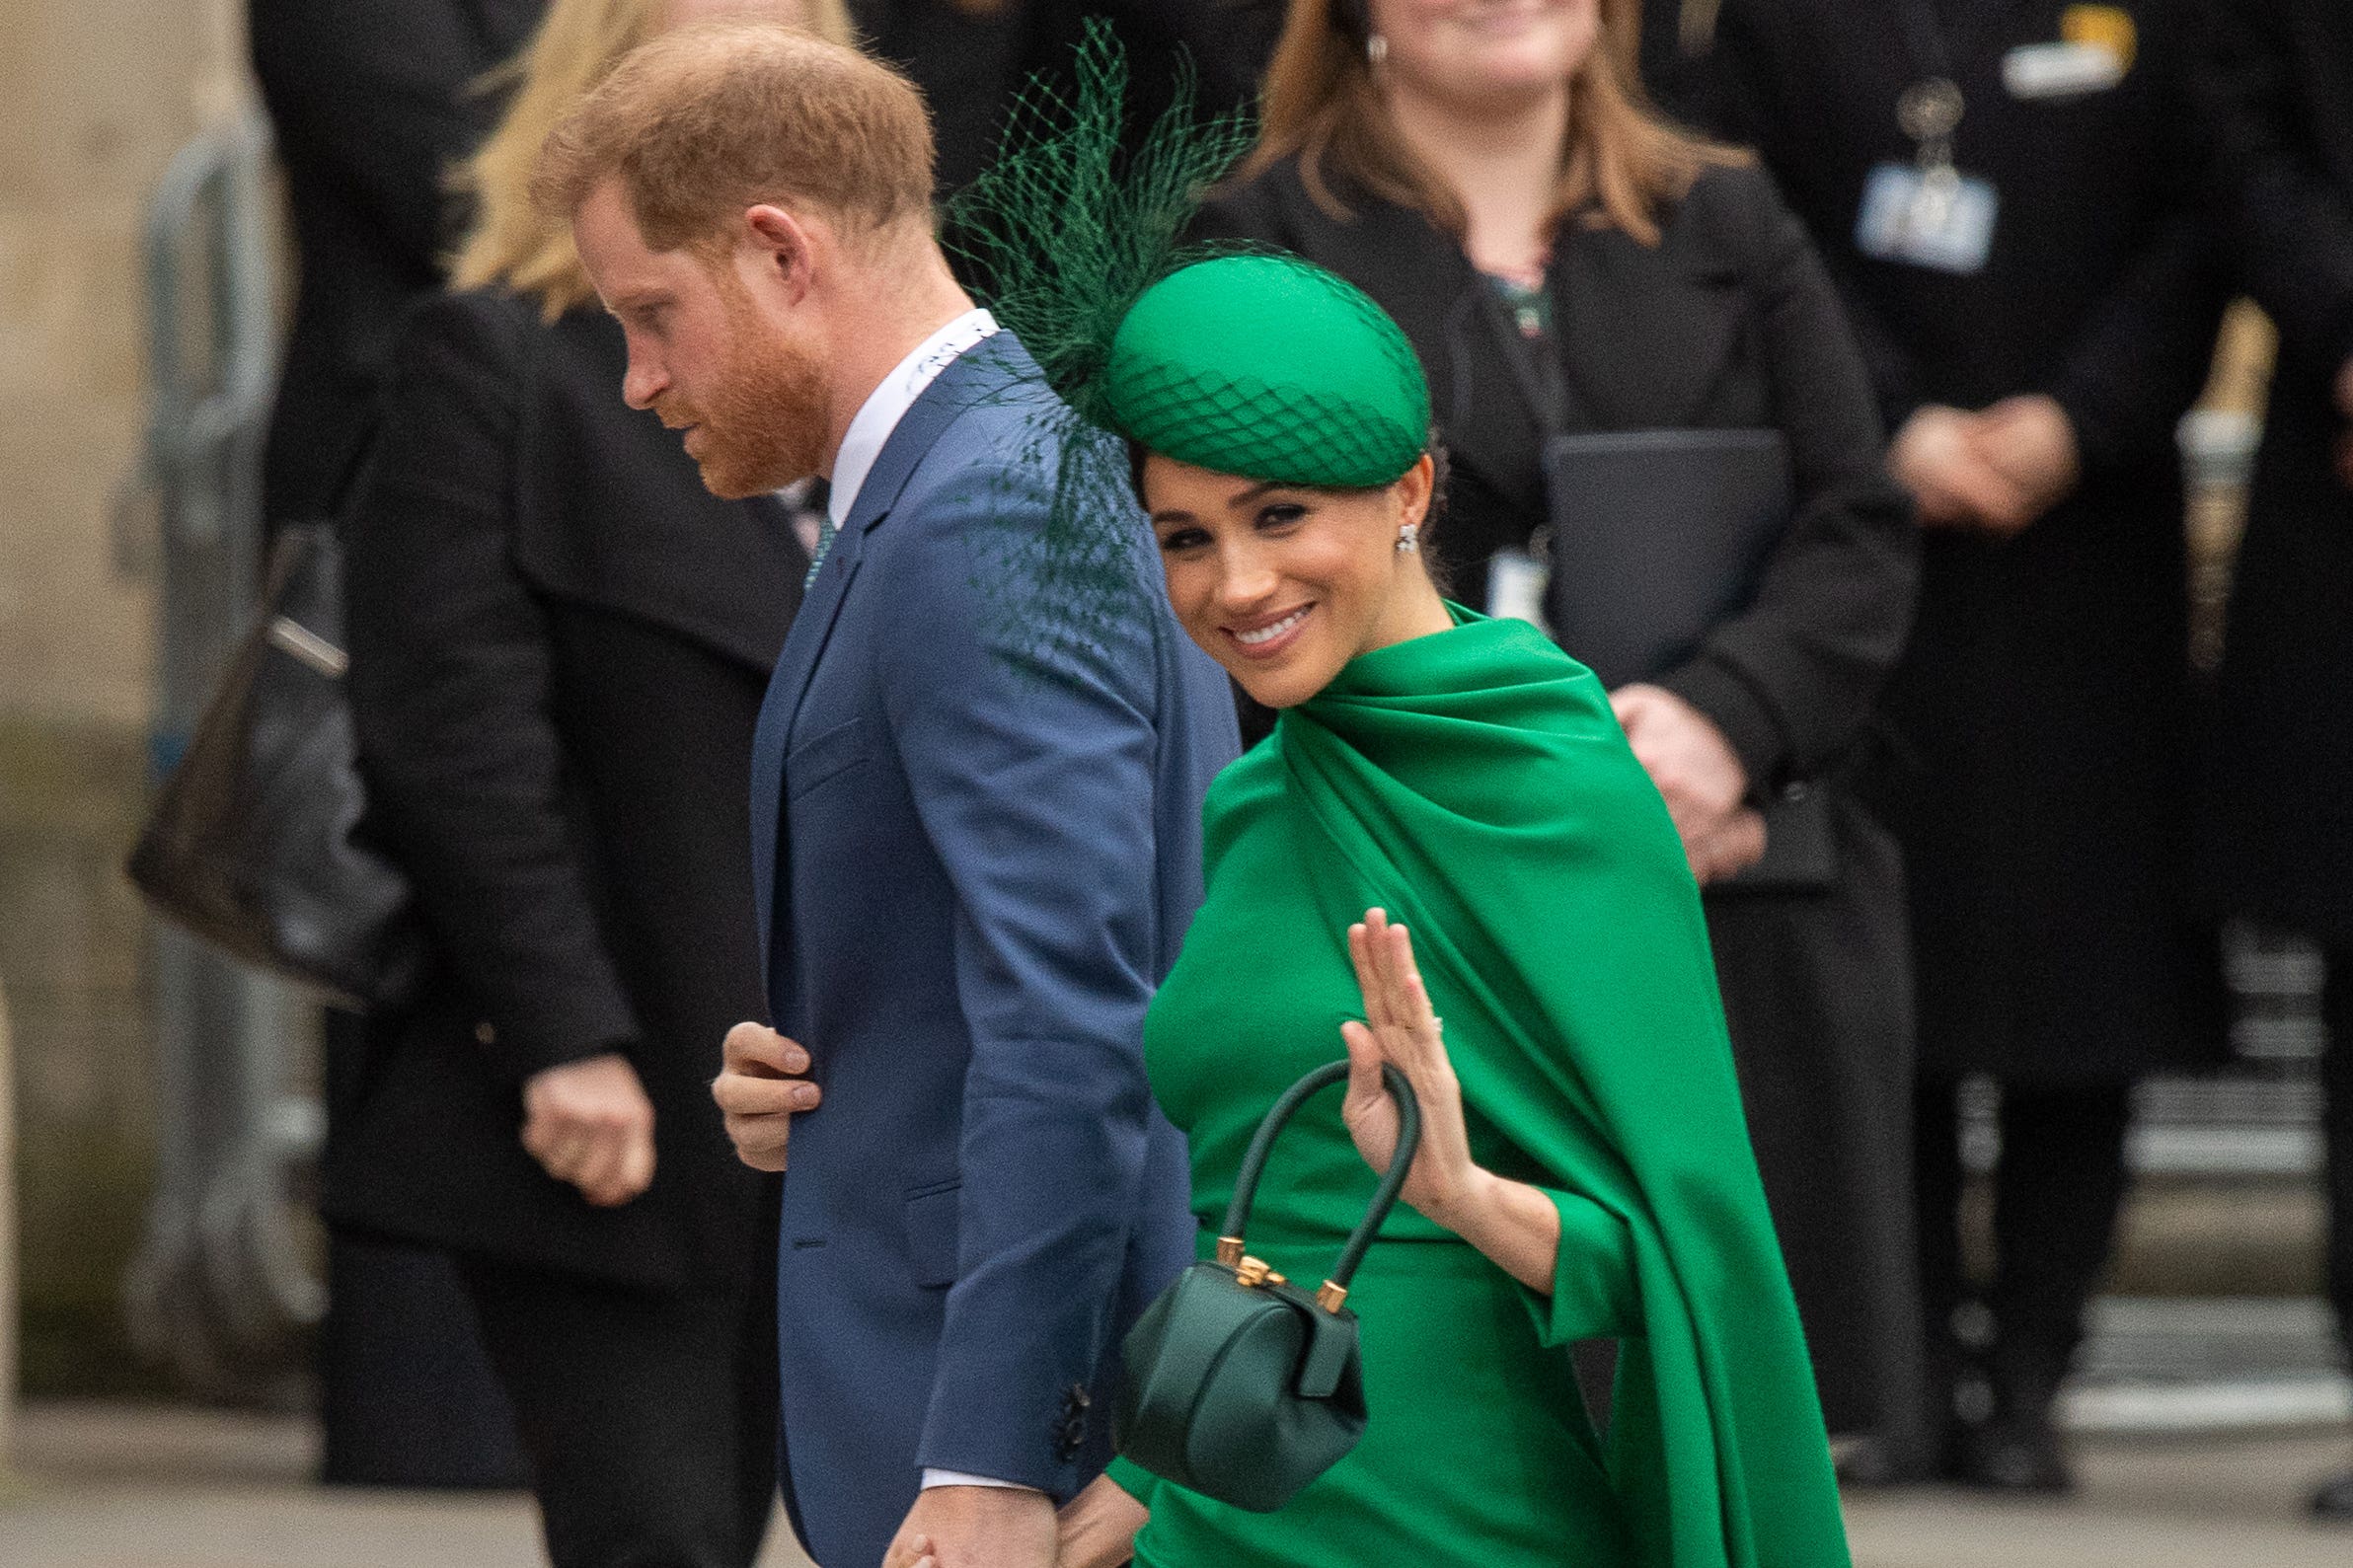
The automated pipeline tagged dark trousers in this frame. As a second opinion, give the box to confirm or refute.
[1914,1077,2135,1417]
[456,1254,781,1568]
[2326,952,2353,1340]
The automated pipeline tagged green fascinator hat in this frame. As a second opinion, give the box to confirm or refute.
[949,23,1432,491]
[944,24,1435,661]
[1105,255,1432,489]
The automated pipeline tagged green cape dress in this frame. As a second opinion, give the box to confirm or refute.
[1114,612,1849,1568]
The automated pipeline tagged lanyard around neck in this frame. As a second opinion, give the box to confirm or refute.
[1889,0,2004,166]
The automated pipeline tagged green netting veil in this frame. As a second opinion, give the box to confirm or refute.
[1106,254,1431,488]
[944,23,1434,662]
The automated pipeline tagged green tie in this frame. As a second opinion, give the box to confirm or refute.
[805,516,837,590]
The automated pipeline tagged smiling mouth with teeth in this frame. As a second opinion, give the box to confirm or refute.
[1232,607,1311,648]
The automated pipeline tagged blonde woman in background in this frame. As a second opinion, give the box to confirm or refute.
[327,4,845,1564]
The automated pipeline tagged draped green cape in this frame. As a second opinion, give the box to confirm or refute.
[1273,612,1850,1568]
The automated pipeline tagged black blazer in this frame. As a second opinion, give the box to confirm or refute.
[1696,0,2228,1078]
[1701,0,2222,470]
[1196,158,1919,794]
[328,289,807,1289]
[249,0,543,522]
[2196,0,2353,946]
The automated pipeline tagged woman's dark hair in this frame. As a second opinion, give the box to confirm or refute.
[1126,431,1453,576]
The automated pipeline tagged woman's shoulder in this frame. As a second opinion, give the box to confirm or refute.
[403,284,539,355]
[383,285,546,410]
[1194,151,1406,251]
[1193,153,1312,248]
[1657,160,1798,269]
[1200,731,1292,861]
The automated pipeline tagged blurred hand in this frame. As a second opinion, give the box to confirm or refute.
[881,1485,1057,1568]
[1055,1474,1149,1568]
[1688,805,1769,885]
[1610,684,1752,877]
[1340,909,1481,1228]
[2335,357,2353,490]
[1889,405,2031,529]
[712,1021,819,1172]
[1967,395,2081,535]
[521,1052,655,1207]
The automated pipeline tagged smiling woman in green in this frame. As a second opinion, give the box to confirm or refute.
[925,44,1851,1568]
[1002,251,1850,1568]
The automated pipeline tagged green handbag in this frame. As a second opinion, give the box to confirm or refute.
[1113,1059,1421,1512]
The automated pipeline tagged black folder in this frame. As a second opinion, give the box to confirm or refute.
[1540,427,1833,890]
[1540,427,1792,690]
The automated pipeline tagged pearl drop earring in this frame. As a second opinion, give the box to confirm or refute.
[1367,34,1389,66]
[1397,520,1420,554]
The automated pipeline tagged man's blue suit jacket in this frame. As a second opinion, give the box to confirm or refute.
[747,336,1238,1568]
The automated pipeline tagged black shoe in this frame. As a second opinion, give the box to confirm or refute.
[2313,1470,2353,1521]
[1950,1412,2074,1494]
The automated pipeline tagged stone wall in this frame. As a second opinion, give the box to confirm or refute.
[1,0,250,1396]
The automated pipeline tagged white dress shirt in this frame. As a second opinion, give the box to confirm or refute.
[826,305,1028,1497]
[827,306,998,532]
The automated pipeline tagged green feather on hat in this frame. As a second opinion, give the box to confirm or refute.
[944,23,1434,657]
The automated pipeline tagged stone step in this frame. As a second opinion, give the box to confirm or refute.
[2068,1297,2350,1435]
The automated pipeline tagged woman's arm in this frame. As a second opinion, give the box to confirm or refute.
[1653,171,1921,788]
[1055,1470,1151,1568]
[1341,912,1641,1337]
[345,294,655,1204]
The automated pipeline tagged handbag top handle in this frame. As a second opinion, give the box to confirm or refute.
[1215,1060,1422,1312]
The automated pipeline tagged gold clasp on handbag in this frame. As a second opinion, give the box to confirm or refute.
[1233,1255,1287,1288]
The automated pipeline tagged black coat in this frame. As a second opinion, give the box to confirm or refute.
[2195,0,2353,949]
[249,0,543,522]
[328,289,807,1291]
[1702,0,2229,1082]
[1197,159,1934,1445]
[1197,159,1919,804]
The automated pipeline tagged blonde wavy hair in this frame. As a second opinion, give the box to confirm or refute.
[1247,0,1743,247]
[451,0,856,319]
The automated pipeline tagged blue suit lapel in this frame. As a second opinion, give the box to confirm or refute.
[748,340,1024,1006]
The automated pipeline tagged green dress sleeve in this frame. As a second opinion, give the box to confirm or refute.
[1525,1187,1642,1343]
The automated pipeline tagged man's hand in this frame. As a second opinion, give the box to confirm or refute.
[712,1021,819,1172]
[1611,684,1754,882]
[1968,394,2081,535]
[1890,405,2032,529]
[521,1052,655,1207]
[880,1484,1058,1568]
[1055,1474,1148,1568]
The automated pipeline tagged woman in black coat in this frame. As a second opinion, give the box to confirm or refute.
[2193,0,2353,1520]
[1197,0,1929,1472]
[331,1,837,1562]
[1700,0,2228,1489]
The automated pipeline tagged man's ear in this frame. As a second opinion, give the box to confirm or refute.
[742,203,816,305]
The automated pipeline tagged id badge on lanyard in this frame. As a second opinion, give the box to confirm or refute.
[1856,7,2001,275]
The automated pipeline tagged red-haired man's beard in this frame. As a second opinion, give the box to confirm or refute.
[657,313,829,500]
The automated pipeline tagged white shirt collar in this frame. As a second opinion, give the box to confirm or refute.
[827,307,999,530]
